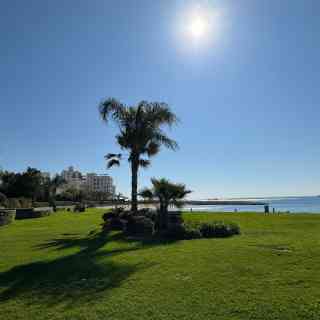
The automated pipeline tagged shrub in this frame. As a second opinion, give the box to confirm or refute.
[199,221,240,238]
[164,220,240,240]
[102,207,128,231]
[0,210,15,226]
[137,208,159,226]
[163,223,202,240]
[105,207,125,219]
[168,212,183,226]
[106,217,126,231]
[74,203,86,213]
[126,216,155,236]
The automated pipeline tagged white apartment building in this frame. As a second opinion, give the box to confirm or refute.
[59,167,115,197]
[61,166,84,190]
[86,173,115,196]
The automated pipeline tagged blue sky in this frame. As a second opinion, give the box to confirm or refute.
[1,0,319,198]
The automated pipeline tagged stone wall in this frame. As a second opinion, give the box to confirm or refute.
[15,208,52,220]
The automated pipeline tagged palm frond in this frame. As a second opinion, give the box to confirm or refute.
[139,159,151,168]
[139,187,154,199]
[107,159,120,168]
[105,153,122,160]
[146,142,160,157]
[99,98,125,123]
[154,131,179,150]
[146,103,179,127]
[171,199,185,209]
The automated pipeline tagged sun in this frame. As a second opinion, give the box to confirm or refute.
[189,16,208,39]
[176,4,223,50]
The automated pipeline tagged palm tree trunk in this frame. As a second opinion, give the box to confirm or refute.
[163,203,169,229]
[159,202,164,230]
[131,157,139,212]
[159,201,169,230]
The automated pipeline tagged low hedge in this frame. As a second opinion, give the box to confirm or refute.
[0,210,16,227]
[199,221,240,238]
[15,208,52,220]
[164,220,240,240]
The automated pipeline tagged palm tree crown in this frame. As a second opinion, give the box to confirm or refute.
[99,98,179,212]
[140,178,191,229]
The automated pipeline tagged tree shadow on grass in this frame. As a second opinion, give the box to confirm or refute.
[0,230,161,307]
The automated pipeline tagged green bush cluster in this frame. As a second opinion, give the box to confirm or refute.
[102,208,156,236]
[73,203,86,213]
[199,221,240,238]
[102,209,240,240]
[164,221,240,240]
[126,216,155,236]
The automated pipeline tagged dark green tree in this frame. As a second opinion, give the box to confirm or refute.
[99,98,178,212]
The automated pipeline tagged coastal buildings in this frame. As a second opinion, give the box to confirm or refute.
[86,173,116,195]
[61,166,84,190]
[59,166,115,197]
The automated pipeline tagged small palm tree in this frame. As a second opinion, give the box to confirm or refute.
[99,98,178,212]
[140,178,191,230]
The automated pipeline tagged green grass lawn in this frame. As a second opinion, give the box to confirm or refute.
[1,209,320,320]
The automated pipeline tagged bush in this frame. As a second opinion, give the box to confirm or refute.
[104,217,127,231]
[0,210,15,226]
[102,207,128,231]
[164,220,240,240]
[164,223,202,240]
[199,221,240,238]
[137,208,159,228]
[168,212,183,226]
[126,216,155,236]
[74,203,86,213]
[105,207,125,219]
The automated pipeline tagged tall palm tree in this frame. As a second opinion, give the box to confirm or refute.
[99,98,178,212]
[140,178,191,230]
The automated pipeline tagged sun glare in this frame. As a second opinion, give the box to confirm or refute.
[177,3,223,50]
[189,16,208,38]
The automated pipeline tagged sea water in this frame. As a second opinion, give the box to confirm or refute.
[182,196,320,213]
